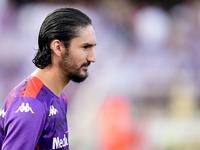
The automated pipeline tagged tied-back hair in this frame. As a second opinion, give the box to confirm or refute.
[32,7,92,69]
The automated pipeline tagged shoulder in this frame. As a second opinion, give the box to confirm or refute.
[5,96,46,122]
[3,76,44,109]
[13,96,45,112]
[23,76,44,98]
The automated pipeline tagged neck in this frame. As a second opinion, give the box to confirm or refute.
[31,67,70,97]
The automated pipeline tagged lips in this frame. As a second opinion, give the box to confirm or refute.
[82,66,88,70]
[81,62,90,68]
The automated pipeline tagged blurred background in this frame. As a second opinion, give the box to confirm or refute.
[1,0,200,149]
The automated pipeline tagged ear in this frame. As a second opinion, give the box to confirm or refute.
[50,40,65,57]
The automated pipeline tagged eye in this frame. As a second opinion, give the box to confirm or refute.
[83,46,89,49]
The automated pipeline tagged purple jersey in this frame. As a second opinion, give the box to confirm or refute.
[0,76,69,150]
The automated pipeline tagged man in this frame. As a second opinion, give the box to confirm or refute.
[0,7,96,150]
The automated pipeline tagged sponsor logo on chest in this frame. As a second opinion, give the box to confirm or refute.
[52,133,68,149]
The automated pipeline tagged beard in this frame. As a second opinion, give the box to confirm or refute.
[59,49,89,83]
[67,63,89,83]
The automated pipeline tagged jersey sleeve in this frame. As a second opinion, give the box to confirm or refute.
[2,97,46,150]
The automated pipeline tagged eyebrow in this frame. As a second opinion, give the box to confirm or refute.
[82,42,97,47]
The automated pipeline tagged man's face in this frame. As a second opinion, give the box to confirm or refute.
[59,25,97,83]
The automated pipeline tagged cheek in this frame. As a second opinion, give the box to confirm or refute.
[60,52,76,69]
[71,52,86,64]
[64,56,77,68]
[67,47,87,67]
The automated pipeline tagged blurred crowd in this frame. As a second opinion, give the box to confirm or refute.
[1,0,200,150]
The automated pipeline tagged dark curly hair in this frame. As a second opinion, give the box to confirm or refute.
[32,7,92,69]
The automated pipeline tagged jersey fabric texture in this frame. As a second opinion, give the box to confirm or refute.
[0,76,69,150]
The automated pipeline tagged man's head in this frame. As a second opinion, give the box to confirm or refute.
[33,7,96,83]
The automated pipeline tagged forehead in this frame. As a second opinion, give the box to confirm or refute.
[71,25,96,46]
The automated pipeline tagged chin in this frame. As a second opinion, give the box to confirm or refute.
[69,71,88,83]
[71,75,88,83]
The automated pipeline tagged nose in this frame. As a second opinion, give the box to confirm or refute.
[87,48,96,63]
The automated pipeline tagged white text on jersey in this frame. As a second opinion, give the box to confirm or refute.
[52,134,68,149]
[0,109,6,118]
[49,105,58,116]
[15,103,34,114]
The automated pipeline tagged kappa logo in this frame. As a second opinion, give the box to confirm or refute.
[49,105,58,116]
[52,133,68,149]
[15,103,34,114]
[0,108,6,118]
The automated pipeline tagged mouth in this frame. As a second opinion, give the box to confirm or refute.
[81,62,90,70]
[82,66,88,70]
